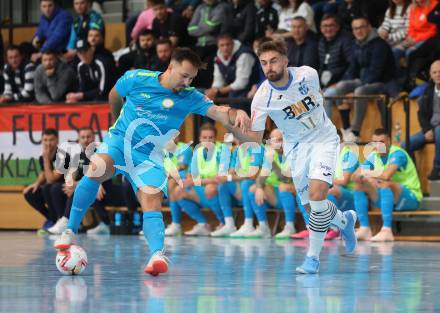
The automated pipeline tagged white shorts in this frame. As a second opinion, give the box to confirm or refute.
[286,136,340,205]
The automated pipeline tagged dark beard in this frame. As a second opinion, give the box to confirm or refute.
[266,71,284,82]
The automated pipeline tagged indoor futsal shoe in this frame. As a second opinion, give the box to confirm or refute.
[144,251,169,276]
[341,210,358,253]
[296,256,320,274]
[54,229,75,250]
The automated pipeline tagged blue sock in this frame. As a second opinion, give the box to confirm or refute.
[206,196,225,224]
[143,212,164,255]
[279,191,295,223]
[178,199,206,223]
[249,191,268,222]
[169,201,181,224]
[379,188,394,228]
[67,176,100,233]
[240,180,254,219]
[354,190,369,227]
[297,196,309,224]
[327,194,339,207]
[218,183,233,218]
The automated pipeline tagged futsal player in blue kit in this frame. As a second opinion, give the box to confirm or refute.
[54,48,251,276]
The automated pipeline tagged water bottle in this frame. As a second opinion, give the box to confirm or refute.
[394,122,401,145]
[133,212,141,226]
[114,212,122,226]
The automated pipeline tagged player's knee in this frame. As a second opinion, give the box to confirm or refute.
[249,184,257,193]
[204,184,218,198]
[309,188,327,201]
[278,183,291,192]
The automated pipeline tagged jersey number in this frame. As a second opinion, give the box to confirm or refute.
[300,116,317,129]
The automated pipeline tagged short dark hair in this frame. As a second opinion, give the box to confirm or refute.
[257,40,287,57]
[6,45,21,54]
[40,0,55,3]
[138,29,155,38]
[352,15,370,24]
[321,13,341,26]
[41,48,58,56]
[171,47,205,69]
[199,122,217,136]
[217,33,233,42]
[43,128,58,138]
[156,38,172,46]
[78,127,94,133]
[292,16,307,24]
[150,0,166,6]
[373,128,389,137]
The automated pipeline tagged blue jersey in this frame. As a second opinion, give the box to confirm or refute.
[362,150,408,171]
[110,70,214,158]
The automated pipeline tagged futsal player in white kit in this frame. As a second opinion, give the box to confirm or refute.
[236,40,358,274]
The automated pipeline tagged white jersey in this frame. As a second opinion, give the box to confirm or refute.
[251,66,337,155]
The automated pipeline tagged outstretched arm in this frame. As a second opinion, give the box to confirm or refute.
[206,105,264,143]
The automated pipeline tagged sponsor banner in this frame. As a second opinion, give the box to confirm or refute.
[0,104,111,185]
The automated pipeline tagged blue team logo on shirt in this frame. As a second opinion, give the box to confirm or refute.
[298,77,309,96]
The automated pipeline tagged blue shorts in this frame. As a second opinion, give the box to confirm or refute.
[96,134,168,196]
[374,185,420,211]
[339,186,354,212]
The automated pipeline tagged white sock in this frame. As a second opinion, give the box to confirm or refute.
[225,217,235,228]
[307,228,326,258]
[259,221,268,228]
[328,201,347,229]
[307,200,333,258]
[244,218,253,227]
[285,222,294,228]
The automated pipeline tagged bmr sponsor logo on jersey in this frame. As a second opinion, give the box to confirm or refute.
[282,96,317,120]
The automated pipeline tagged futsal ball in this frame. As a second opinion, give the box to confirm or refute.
[56,245,88,275]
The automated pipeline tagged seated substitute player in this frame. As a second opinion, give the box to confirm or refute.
[248,128,309,239]
[213,133,263,237]
[352,128,422,242]
[232,40,358,274]
[163,135,193,236]
[182,123,225,235]
[325,129,360,240]
[54,48,251,276]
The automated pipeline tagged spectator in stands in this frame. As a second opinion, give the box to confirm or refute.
[337,0,355,32]
[205,33,257,113]
[87,28,114,65]
[23,128,68,234]
[66,39,114,103]
[229,0,257,45]
[286,16,319,68]
[131,0,155,42]
[167,0,200,20]
[118,29,159,74]
[311,0,341,29]
[275,0,316,36]
[352,128,422,242]
[319,14,353,118]
[326,16,396,142]
[188,0,232,87]
[406,1,440,88]
[156,38,174,71]
[34,49,78,103]
[378,0,410,60]
[65,0,105,62]
[255,0,278,39]
[0,45,35,104]
[152,0,189,46]
[397,0,437,60]
[404,60,440,180]
[31,0,73,63]
[0,32,4,95]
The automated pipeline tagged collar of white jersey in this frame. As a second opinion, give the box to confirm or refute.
[268,69,294,91]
